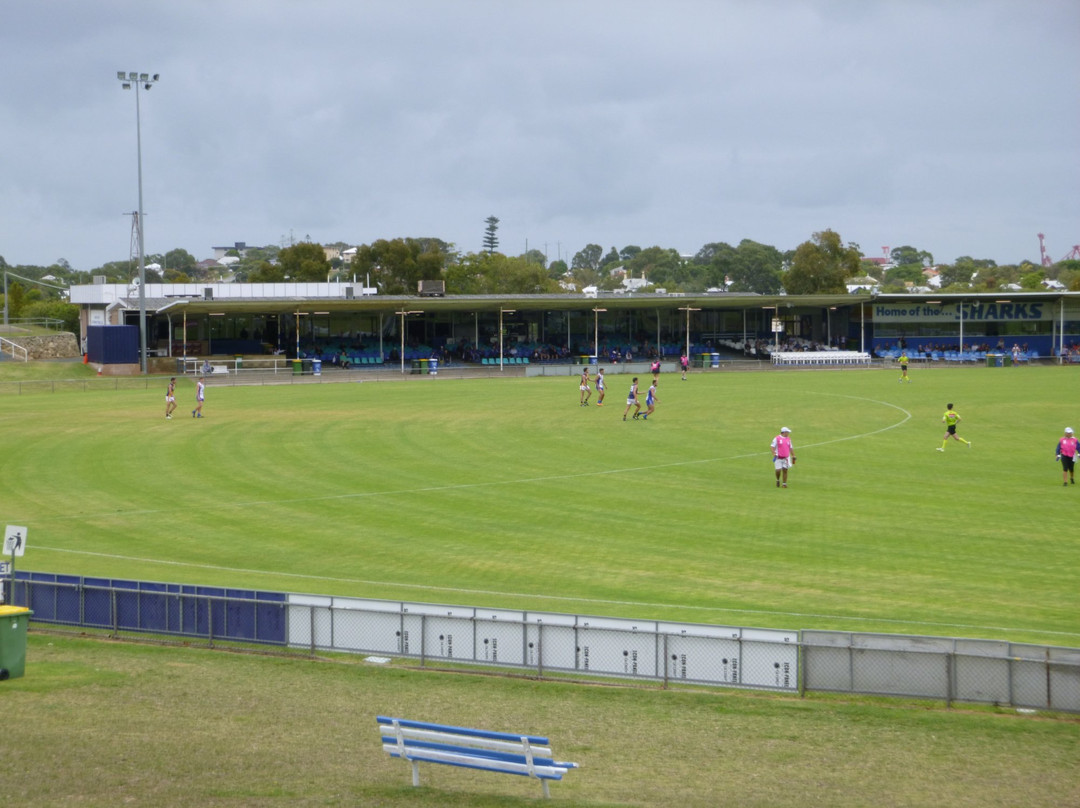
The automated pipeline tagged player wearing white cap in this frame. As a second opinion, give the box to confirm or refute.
[1055,427,1077,487]
[770,426,796,488]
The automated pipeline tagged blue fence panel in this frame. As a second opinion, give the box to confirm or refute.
[82,577,115,629]
[10,571,287,646]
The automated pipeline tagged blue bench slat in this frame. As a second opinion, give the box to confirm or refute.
[384,749,567,780]
[377,716,549,746]
[380,736,563,768]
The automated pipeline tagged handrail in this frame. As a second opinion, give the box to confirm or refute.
[0,336,28,362]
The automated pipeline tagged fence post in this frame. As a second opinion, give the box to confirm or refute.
[537,623,544,679]
[110,588,118,639]
[420,615,426,667]
[662,633,669,689]
[207,596,214,648]
[945,650,953,708]
[1045,647,1052,710]
[309,605,316,657]
[798,631,806,698]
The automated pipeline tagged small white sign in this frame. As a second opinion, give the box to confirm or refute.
[0,561,9,576]
[3,526,27,557]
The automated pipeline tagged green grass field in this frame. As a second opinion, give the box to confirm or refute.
[4,362,1079,807]
[2,362,1077,646]
[4,633,1077,808]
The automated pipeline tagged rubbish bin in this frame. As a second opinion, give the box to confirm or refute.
[429,358,439,375]
[235,355,243,370]
[292,359,302,375]
[0,605,32,681]
[1003,355,1012,367]
[411,360,422,375]
[301,359,313,375]
[312,358,322,376]
[711,353,720,368]
[698,353,710,368]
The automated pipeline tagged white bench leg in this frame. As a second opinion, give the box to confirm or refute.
[412,760,420,787]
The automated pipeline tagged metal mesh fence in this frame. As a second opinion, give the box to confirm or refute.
[6,574,1078,712]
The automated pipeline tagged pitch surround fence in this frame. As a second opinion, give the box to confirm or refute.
[8,571,1079,713]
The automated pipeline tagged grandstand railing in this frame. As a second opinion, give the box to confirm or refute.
[0,336,29,362]
[6,571,1078,713]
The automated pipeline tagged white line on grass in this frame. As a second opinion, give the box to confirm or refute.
[29,542,1078,640]
[50,394,1046,634]
[43,393,913,522]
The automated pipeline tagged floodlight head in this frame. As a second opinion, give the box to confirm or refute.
[144,83,152,90]
[128,72,138,80]
[121,82,131,90]
[139,73,148,82]
[152,74,160,81]
[116,71,126,80]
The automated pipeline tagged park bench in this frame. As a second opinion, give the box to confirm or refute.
[209,364,229,375]
[376,715,578,799]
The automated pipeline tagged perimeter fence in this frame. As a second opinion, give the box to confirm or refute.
[6,570,1078,713]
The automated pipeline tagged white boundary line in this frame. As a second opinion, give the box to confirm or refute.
[43,393,913,522]
[26,393,1075,639]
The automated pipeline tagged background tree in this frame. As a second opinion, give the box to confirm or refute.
[883,264,928,291]
[937,260,975,291]
[483,216,499,253]
[547,258,569,280]
[599,246,621,268]
[891,245,934,267]
[571,244,603,272]
[162,248,197,279]
[276,242,330,282]
[727,240,782,294]
[351,238,450,295]
[784,230,861,294]
[626,247,687,289]
[693,242,732,266]
[443,252,561,294]
[21,299,79,332]
[1020,269,1045,290]
[521,248,547,269]
[1056,259,1080,291]
[247,260,286,282]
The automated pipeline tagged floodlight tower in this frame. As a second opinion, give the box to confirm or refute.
[117,70,160,373]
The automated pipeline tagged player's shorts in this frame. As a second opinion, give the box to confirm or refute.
[580,384,590,392]
[626,396,637,406]
[946,425,956,435]
[773,457,792,471]
[1062,455,1075,472]
[166,395,175,402]
[900,364,907,371]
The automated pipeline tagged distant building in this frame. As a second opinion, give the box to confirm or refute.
[212,242,249,261]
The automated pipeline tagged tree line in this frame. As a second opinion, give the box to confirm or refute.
[3,228,1079,309]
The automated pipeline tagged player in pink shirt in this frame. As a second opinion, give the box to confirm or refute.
[1055,427,1077,486]
[771,426,796,488]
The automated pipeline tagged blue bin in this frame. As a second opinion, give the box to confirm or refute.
[429,358,439,375]
[312,358,322,376]
[711,353,720,368]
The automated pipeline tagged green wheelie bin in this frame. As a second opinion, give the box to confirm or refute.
[0,605,32,680]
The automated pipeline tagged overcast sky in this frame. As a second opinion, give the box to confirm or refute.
[2,0,1078,273]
